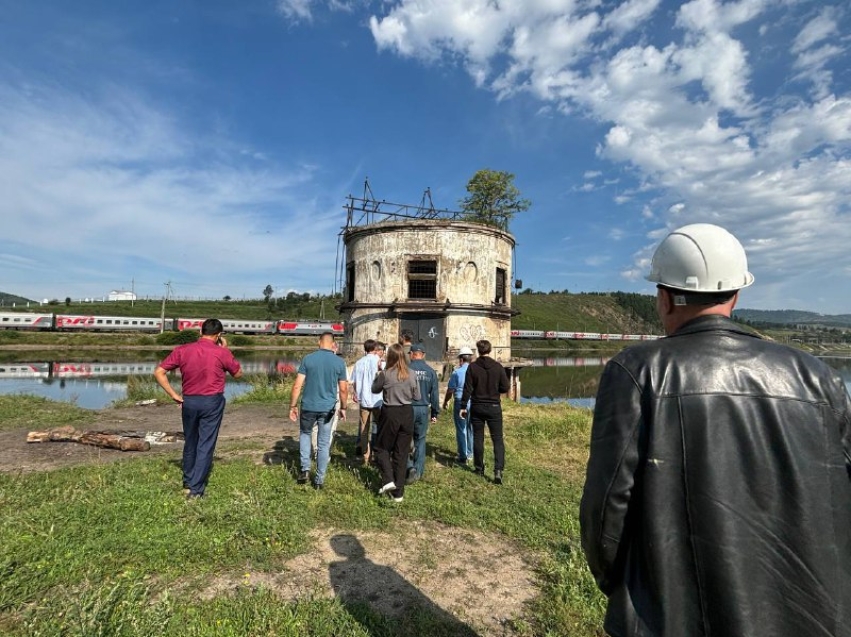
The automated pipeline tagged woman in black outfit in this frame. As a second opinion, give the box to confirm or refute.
[371,343,420,502]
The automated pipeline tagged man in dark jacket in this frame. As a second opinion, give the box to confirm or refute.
[461,339,510,484]
[406,343,440,484]
[580,223,851,637]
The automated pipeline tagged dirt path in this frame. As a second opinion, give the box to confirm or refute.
[1,402,540,636]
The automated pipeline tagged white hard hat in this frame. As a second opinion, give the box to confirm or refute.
[458,346,473,356]
[646,223,754,293]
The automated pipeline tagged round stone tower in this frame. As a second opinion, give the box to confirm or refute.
[338,219,517,363]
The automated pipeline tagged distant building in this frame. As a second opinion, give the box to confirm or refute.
[108,290,136,302]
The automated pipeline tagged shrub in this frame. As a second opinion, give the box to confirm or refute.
[155,331,198,346]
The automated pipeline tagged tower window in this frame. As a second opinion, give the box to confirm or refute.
[408,259,437,299]
[495,268,507,304]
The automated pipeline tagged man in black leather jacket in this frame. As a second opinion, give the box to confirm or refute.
[580,224,851,637]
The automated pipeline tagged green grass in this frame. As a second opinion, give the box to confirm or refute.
[231,374,295,404]
[0,398,606,636]
[0,395,92,431]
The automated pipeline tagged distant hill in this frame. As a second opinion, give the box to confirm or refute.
[0,290,35,307]
[734,308,851,328]
[511,291,663,335]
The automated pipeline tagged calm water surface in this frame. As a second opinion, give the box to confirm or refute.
[1,353,849,410]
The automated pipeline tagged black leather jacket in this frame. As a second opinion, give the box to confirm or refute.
[580,315,851,637]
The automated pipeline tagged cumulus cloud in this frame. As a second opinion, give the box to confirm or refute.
[367,0,851,299]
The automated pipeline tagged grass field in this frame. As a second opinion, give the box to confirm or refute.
[0,396,606,636]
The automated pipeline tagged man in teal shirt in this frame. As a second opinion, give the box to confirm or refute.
[289,332,348,489]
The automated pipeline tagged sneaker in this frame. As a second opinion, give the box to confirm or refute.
[313,482,323,490]
[378,481,396,495]
[493,470,503,485]
[186,493,204,501]
[391,496,404,503]
[405,467,419,485]
[474,468,485,477]
[297,470,309,485]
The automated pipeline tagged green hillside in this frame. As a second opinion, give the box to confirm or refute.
[734,308,851,328]
[511,291,662,334]
[0,291,35,307]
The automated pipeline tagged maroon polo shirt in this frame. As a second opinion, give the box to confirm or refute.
[159,338,241,396]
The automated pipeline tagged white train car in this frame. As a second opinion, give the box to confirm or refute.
[55,315,167,332]
[177,318,276,334]
[0,312,54,330]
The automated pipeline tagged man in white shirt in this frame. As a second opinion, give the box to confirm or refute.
[350,339,383,463]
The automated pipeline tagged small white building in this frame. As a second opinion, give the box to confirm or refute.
[108,290,136,302]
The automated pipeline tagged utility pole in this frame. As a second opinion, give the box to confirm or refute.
[131,278,135,307]
[160,281,172,333]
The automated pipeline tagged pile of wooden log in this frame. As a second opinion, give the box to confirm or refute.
[26,426,183,452]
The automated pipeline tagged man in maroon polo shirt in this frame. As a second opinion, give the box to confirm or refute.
[154,318,242,499]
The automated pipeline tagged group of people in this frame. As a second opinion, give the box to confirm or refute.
[349,334,510,501]
[151,222,851,635]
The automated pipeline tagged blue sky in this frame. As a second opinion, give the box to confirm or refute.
[1,0,850,313]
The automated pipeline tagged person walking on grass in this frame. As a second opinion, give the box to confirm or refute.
[371,343,420,502]
[443,346,474,466]
[289,332,347,490]
[460,339,509,484]
[580,223,851,637]
[154,318,242,500]
[406,343,440,484]
[350,339,383,464]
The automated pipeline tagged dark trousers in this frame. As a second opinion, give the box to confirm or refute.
[181,393,226,496]
[373,404,414,498]
[470,402,505,472]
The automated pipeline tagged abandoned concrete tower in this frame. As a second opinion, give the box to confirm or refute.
[337,187,518,363]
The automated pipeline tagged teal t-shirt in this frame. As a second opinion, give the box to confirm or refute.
[297,349,347,412]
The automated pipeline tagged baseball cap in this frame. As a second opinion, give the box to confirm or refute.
[410,343,425,352]
[458,346,473,356]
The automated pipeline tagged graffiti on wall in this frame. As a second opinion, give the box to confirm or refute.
[459,324,487,344]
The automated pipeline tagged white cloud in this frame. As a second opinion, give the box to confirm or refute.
[276,0,315,21]
[792,7,839,54]
[0,81,342,299]
[603,0,662,38]
[367,0,851,302]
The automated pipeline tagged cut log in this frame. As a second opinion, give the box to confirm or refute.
[26,427,151,451]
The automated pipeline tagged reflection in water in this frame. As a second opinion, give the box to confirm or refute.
[2,355,850,410]
[0,358,300,409]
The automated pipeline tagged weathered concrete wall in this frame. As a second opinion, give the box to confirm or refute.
[341,220,515,362]
[345,221,513,306]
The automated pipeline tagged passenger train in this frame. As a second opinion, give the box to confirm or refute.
[0,311,660,341]
[0,312,344,336]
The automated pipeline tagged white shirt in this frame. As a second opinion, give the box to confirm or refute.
[350,353,383,408]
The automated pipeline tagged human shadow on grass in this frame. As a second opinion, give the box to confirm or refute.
[328,534,480,637]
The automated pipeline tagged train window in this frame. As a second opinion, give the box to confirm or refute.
[408,259,437,299]
[131,320,138,325]
[105,320,112,325]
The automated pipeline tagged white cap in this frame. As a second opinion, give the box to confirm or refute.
[458,346,473,356]
[646,223,754,292]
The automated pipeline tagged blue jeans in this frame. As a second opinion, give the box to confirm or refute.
[181,393,226,496]
[453,398,473,461]
[300,409,335,485]
[408,405,430,477]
